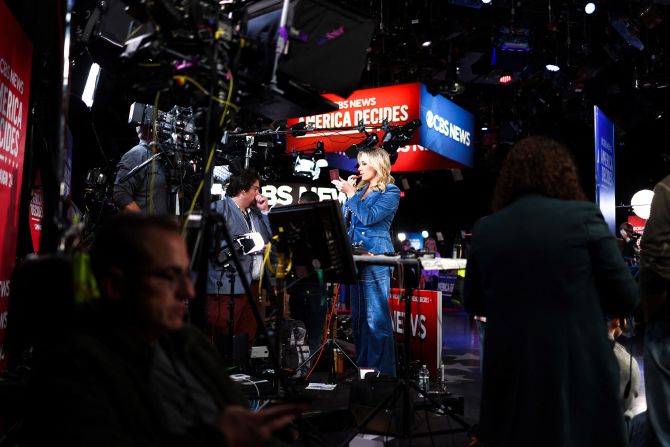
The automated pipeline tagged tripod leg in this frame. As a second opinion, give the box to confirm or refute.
[408,381,470,430]
[295,340,325,373]
[337,382,404,447]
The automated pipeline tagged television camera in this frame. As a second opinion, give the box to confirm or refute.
[75,0,375,412]
[128,102,200,154]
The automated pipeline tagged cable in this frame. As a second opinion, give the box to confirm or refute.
[304,291,338,381]
[242,378,261,401]
[180,70,236,236]
[149,91,160,213]
[173,75,239,111]
[258,241,273,292]
[219,70,235,127]
[181,143,218,237]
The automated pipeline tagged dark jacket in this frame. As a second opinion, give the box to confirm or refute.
[641,174,670,279]
[26,301,249,447]
[113,141,169,214]
[464,195,639,447]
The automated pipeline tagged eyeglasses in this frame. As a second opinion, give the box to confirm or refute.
[137,267,197,288]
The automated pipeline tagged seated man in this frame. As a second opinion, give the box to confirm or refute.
[25,214,302,447]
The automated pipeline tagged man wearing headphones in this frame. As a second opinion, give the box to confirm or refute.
[113,124,169,214]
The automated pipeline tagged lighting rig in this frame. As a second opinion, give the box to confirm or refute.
[71,2,421,423]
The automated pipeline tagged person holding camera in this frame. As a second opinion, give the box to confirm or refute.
[332,146,401,377]
[113,124,169,214]
[207,169,273,348]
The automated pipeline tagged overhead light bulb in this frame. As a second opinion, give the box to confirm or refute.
[545,63,560,72]
[421,230,429,238]
[421,41,432,47]
[397,233,407,242]
[481,0,492,4]
[631,189,654,220]
[584,2,596,15]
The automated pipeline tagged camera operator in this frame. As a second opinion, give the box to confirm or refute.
[113,124,169,213]
[207,169,273,348]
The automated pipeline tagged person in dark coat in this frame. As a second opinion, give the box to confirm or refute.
[464,135,639,447]
[25,214,302,447]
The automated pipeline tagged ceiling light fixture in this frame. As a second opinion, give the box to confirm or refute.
[631,189,654,220]
[82,63,101,108]
[498,74,513,83]
[584,2,596,15]
[292,141,328,180]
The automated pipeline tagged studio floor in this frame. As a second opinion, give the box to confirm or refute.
[296,309,647,446]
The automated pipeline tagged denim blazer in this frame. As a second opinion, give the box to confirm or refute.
[345,183,400,254]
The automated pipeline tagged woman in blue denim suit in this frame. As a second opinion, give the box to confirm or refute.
[332,147,400,376]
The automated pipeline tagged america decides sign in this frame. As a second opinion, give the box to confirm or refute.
[287,83,474,172]
[0,0,33,367]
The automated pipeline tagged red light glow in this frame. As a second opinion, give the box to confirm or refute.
[499,75,513,84]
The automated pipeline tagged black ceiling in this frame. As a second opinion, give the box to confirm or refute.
[7,0,670,244]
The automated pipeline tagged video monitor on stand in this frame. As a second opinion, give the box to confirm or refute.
[268,199,357,382]
[268,199,356,284]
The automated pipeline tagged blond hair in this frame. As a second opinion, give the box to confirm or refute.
[357,147,395,192]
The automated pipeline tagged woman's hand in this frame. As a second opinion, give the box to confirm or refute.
[332,177,357,198]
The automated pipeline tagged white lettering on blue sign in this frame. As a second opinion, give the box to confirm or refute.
[425,110,471,146]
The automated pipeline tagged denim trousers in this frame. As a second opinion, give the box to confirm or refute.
[350,264,396,377]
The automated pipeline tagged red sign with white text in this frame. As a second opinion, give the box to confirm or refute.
[287,83,462,172]
[628,215,646,234]
[29,169,44,253]
[0,0,33,368]
[388,288,442,381]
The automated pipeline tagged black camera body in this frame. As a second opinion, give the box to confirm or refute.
[128,102,200,154]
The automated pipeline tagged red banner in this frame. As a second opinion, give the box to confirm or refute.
[0,0,33,367]
[29,169,43,253]
[389,288,442,381]
[628,215,646,234]
[287,83,421,152]
[287,83,463,172]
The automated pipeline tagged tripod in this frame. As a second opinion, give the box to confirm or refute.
[340,256,471,446]
[211,265,245,367]
[294,284,358,383]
